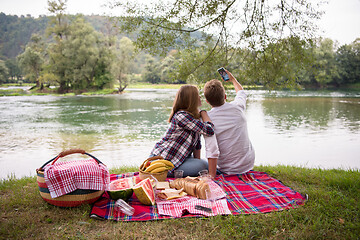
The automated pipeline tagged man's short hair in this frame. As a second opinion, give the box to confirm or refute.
[204,79,225,107]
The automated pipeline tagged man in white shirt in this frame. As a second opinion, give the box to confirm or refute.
[203,68,255,177]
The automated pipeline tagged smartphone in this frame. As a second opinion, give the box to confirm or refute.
[217,67,230,81]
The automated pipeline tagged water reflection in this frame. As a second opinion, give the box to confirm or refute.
[247,93,360,170]
[54,94,172,139]
[261,97,359,133]
[0,89,359,179]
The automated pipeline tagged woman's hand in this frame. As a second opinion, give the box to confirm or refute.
[200,110,211,122]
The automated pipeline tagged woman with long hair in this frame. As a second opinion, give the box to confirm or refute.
[149,85,214,177]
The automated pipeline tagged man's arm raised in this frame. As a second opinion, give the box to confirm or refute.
[225,69,243,93]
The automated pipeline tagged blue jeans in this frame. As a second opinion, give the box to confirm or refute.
[168,157,208,177]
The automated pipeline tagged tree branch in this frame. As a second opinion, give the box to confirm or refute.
[143,0,237,33]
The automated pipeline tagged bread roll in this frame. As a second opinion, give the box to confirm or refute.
[169,177,210,199]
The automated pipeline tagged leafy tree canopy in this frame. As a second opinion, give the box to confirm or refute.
[112,0,322,55]
[110,0,324,87]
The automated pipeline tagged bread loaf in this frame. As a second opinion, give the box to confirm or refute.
[169,177,210,199]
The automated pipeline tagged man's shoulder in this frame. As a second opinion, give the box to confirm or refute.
[209,102,234,111]
[208,104,226,115]
[208,104,233,121]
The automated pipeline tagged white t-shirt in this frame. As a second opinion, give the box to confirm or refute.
[204,90,255,175]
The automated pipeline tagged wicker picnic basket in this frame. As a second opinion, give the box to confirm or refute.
[139,156,168,181]
[36,149,106,207]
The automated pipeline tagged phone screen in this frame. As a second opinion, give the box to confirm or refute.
[217,67,229,81]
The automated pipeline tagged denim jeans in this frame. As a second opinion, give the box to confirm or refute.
[168,157,208,177]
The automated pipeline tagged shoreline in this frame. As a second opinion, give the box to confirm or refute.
[1,164,359,181]
[1,82,360,97]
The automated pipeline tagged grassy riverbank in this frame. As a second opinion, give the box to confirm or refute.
[1,166,359,239]
[1,82,359,97]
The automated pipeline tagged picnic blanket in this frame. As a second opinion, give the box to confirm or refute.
[44,159,110,198]
[156,178,230,217]
[157,196,230,218]
[90,171,306,221]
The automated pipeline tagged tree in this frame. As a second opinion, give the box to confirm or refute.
[336,39,360,86]
[111,0,323,87]
[305,38,339,88]
[172,45,226,84]
[63,16,113,90]
[46,0,70,93]
[111,36,135,92]
[158,52,177,83]
[5,59,22,82]
[243,36,314,89]
[46,0,113,92]
[17,34,45,88]
[0,60,9,84]
[143,56,161,84]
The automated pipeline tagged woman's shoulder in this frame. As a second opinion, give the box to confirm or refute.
[174,110,191,117]
[172,110,194,121]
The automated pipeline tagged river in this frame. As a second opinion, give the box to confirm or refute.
[0,88,359,179]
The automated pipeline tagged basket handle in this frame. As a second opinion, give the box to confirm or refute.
[140,156,164,171]
[58,149,86,158]
[146,156,164,162]
[38,149,104,170]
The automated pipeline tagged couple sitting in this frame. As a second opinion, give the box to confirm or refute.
[149,69,255,178]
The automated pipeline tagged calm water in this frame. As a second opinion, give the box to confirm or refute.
[1,89,359,179]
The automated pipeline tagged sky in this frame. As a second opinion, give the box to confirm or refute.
[0,0,359,45]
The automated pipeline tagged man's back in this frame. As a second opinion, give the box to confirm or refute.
[208,90,255,174]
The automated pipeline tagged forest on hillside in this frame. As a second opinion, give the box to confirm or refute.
[0,3,359,92]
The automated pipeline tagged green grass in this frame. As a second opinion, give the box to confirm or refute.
[0,88,28,96]
[1,165,359,239]
[80,88,118,95]
[343,82,360,91]
[127,83,185,89]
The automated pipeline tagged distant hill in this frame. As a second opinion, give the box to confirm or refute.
[0,13,49,59]
[0,12,204,60]
[0,13,129,60]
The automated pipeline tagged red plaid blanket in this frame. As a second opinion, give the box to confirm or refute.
[157,196,230,217]
[90,171,306,221]
[44,159,110,198]
[157,179,230,217]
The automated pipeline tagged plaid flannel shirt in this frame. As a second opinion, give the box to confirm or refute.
[150,111,214,172]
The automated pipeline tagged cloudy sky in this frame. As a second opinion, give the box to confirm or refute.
[1,0,359,45]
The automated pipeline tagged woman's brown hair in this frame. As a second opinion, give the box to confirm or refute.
[168,85,200,122]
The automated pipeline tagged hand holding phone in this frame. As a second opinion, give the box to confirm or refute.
[217,67,230,81]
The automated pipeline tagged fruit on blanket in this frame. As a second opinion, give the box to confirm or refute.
[143,160,174,173]
[150,166,168,173]
[150,159,174,169]
[108,178,134,201]
[133,175,142,184]
[144,162,166,172]
[140,159,151,171]
[133,178,156,205]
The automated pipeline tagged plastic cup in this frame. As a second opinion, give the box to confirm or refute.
[115,199,135,216]
[198,169,211,182]
[174,170,184,178]
[198,169,209,177]
[205,188,215,210]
